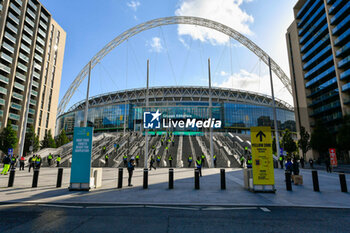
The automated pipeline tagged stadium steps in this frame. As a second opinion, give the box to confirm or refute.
[182,136,195,168]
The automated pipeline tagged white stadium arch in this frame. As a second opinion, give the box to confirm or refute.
[57,16,292,116]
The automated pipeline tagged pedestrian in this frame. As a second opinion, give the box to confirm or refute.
[35,155,42,169]
[10,155,17,169]
[279,156,284,169]
[156,155,161,167]
[240,156,245,168]
[56,155,61,167]
[19,155,25,170]
[309,158,314,169]
[172,139,175,147]
[285,158,293,173]
[292,158,299,175]
[247,156,252,168]
[48,153,53,166]
[28,155,35,172]
[196,157,202,177]
[300,157,305,168]
[188,156,193,167]
[135,154,140,167]
[325,158,332,173]
[150,156,156,170]
[168,154,173,167]
[105,154,109,167]
[127,157,135,186]
[1,155,11,175]
[201,154,205,167]
[123,154,128,167]
[213,155,217,168]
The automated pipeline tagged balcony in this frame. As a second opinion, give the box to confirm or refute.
[329,0,345,15]
[12,92,23,100]
[35,45,44,54]
[304,45,332,70]
[14,82,25,91]
[332,14,350,35]
[28,0,37,11]
[334,28,350,46]
[11,125,18,131]
[338,56,350,69]
[29,108,35,114]
[336,42,350,57]
[25,16,35,28]
[31,90,38,97]
[342,83,350,92]
[330,1,350,25]
[17,62,28,73]
[33,71,40,79]
[298,4,325,36]
[23,25,33,36]
[340,69,350,80]
[298,0,322,28]
[0,64,11,74]
[6,22,18,34]
[0,110,3,117]
[302,34,330,62]
[305,55,334,79]
[301,24,328,53]
[32,80,39,88]
[0,99,5,105]
[8,12,20,25]
[36,37,45,47]
[300,15,327,44]
[38,28,46,38]
[18,53,29,63]
[2,41,15,53]
[39,21,47,30]
[9,113,20,121]
[30,99,37,105]
[27,7,36,19]
[22,34,32,45]
[9,2,21,15]
[27,118,34,124]
[15,72,26,81]
[40,12,49,22]
[1,52,13,63]
[11,103,22,111]
[0,74,9,84]
[305,66,335,88]
[20,43,30,54]
[296,0,313,19]
[308,89,339,108]
[310,100,341,117]
[4,32,16,44]
[0,87,7,95]
[34,53,42,63]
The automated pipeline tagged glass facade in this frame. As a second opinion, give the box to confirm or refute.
[57,100,295,135]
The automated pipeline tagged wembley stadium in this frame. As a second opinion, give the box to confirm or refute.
[56,86,296,135]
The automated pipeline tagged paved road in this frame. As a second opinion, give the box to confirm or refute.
[1,204,350,233]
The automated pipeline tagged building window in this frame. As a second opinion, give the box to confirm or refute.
[41,87,45,109]
[46,112,49,128]
[48,89,52,111]
[39,110,42,126]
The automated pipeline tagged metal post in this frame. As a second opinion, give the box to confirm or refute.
[19,62,36,158]
[312,170,320,192]
[268,57,280,159]
[56,168,63,188]
[118,168,123,188]
[169,168,174,189]
[8,168,15,187]
[195,169,200,189]
[220,169,226,190]
[339,173,347,192]
[32,169,39,188]
[144,60,149,169]
[208,59,214,168]
[285,171,292,191]
[83,61,92,127]
[143,168,148,189]
[123,101,127,134]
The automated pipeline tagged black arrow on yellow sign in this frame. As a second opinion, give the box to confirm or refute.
[256,131,266,142]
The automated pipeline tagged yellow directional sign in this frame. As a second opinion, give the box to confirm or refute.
[250,126,274,186]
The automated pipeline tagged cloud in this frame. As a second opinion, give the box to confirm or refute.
[175,0,254,45]
[179,37,190,49]
[213,69,293,105]
[127,1,140,11]
[148,37,164,53]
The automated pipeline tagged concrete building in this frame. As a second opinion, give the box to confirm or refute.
[286,0,350,142]
[0,0,66,144]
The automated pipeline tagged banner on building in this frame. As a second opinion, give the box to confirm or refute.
[329,148,337,167]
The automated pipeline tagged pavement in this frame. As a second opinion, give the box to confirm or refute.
[0,167,349,208]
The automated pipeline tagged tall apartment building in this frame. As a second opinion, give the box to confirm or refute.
[0,0,66,145]
[286,0,350,140]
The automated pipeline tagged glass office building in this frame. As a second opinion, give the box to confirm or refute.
[56,86,295,135]
[287,0,350,135]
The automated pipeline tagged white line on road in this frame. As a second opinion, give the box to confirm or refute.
[145,205,199,211]
[37,204,84,209]
[86,205,144,209]
[260,207,271,212]
[202,207,258,211]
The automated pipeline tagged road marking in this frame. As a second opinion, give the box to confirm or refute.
[202,207,258,211]
[0,203,36,208]
[145,205,199,211]
[260,207,271,212]
[37,204,84,208]
[86,205,144,209]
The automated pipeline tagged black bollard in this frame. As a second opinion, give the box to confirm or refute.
[32,169,40,188]
[285,171,292,191]
[169,168,174,189]
[143,168,148,189]
[339,173,348,193]
[118,168,123,188]
[312,170,320,192]
[8,168,15,187]
[195,169,200,190]
[220,169,226,190]
[56,168,63,188]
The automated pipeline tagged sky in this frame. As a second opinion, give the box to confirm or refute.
[40,0,298,111]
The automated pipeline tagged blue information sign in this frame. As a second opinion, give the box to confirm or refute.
[8,148,13,156]
[70,127,93,190]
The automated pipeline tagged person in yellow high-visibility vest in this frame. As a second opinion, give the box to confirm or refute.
[1,156,11,175]
[56,156,61,167]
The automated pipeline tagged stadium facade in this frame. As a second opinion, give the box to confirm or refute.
[56,86,296,135]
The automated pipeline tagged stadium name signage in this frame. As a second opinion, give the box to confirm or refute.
[163,118,222,129]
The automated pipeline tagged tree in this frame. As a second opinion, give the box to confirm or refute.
[41,130,56,149]
[281,129,297,157]
[24,125,40,155]
[0,122,18,155]
[298,126,310,159]
[55,129,69,147]
[310,122,334,160]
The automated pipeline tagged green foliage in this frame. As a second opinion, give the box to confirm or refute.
[310,122,334,159]
[281,129,297,156]
[298,126,310,159]
[337,116,350,152]
[0,122,18,155]
[55,129,70,147]
[24,125,40,155]
[40,130,56,149]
